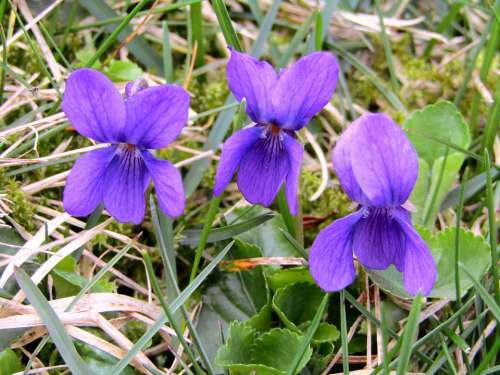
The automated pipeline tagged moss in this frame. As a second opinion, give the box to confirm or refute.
[5,179,36,232]
[346,33,485,121]
[301,169,351,226]
[189,75,229,118]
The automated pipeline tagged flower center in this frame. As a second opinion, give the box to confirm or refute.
[270,124,281,136]
[118,143,140,156]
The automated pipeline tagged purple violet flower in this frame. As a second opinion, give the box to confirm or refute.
[309,113,437,296]
[61,68,189,224]
[213,49,339,214]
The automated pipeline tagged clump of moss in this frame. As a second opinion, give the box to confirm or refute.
[5,179,37,232]
[347,33,482,121]
[189,76,229,118]
[301,170,351,220]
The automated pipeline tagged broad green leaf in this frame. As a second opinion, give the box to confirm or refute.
[404,101,471,226]
[367,227,490,300]
[309,322,340,344]
[429,228,490,299]
[409,158,430,219]
[403,101,471,166]
[215,321,256,367]
[272,283,324,332]
[106,60,143,82]
[0,348,22,375]
[418,152,465,226]
[266,267,314,292]
[309,342,335,373]
[197,239,270,368]
[251,328,312,374]
[216,325,312,375]
[230,207,301,257]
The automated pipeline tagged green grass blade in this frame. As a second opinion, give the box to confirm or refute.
[441,166,499,209]
[162,20,174,83]
[279,228,308,259]
[375,0,399,90]
[142,250,204,374]
[422,147,450,227]
[232,99,247,133]
[14,268,90,375]
[460,263,500,322]
[287,293,329,375]
[479,0,500,82]
[328,42,406,112]
[483,84,500,154]
[80,0,162,71]
[277,188,296,239]
[278,11,315,67]
[422,2,463,59]
[396,294,423,374]
[340,290,349,374]
[211,0,242,51]
[189,195,222,282]
[0,25,7,104]
[180,211,274,246]
[190,1,204,66]
[150,197,215,373]
[110,241,234,374]
[314,10,323,51]
[454,169,468,304]
[249,0,283,57]
[483,150,499,306]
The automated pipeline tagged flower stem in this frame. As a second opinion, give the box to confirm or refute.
[189,195,222,283]
[277,187,296,239]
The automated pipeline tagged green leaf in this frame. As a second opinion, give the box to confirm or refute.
[309,322,340,344]
[252,329,312,374]
[266,267,314,292]
[367,227,491,300]
[76,342,135,375]
[51,256,113,298]
[230,207,301,257]
[0,348,22,375]
[272,283,324,332]
[404,101,471,226]
[197,239,270,369]
[409,158,430,218]
[418,152,465,226]
[215,322,257,367]
[403,101,471,166]
[14,268,90,375]
[75,48,101,69]
[111,241,235,374]
[105,60,143,82]
[216,325,312,375]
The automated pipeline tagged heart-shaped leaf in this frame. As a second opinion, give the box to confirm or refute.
[216,323,312,375]
[367,227,490,300]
